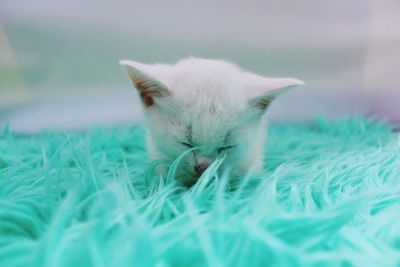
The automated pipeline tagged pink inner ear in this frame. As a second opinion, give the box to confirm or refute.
[130,76,170,108]
[253,95,275,111]
[141,95,154,107]
[132,77,154,107]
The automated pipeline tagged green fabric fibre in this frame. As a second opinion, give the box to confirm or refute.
[0,117,400,267]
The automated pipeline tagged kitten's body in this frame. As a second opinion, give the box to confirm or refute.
[121,58,303,185]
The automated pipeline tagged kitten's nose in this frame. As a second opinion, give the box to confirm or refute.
[194,163,209,175]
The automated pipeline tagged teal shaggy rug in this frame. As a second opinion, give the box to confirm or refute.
[1,117,400,267]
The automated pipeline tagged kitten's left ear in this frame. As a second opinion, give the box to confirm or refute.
[119,60,171,107]
[244,73,304,113]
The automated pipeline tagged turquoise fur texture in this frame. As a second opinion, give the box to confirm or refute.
[0,117,399,266]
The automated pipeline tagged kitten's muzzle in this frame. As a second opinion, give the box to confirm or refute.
[194,163,209,175]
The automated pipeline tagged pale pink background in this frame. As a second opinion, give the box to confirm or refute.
[0,1,399,133]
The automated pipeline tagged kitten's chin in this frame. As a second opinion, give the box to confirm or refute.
[181,178,198,188]
[175,173,200,188]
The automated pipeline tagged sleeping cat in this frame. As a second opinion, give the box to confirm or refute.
[120,57,303,186]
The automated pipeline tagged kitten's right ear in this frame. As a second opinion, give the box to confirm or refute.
[119,60,171,107]
[244,73,304,114]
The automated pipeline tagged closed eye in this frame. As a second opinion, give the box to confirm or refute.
[180,141,194,148]
[218,145,236,154]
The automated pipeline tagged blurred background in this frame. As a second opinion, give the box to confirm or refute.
[0,0,399,133]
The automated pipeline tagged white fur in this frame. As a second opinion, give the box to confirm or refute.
[120,57,303,185]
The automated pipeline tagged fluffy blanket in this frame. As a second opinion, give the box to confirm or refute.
[0,117,399,267]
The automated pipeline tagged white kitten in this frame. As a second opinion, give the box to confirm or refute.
[120,57,303,186]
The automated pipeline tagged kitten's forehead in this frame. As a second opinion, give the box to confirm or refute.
[181,103,239,144]
[167,58,246,103]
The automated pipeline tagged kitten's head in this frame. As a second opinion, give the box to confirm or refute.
[120,57,303,183]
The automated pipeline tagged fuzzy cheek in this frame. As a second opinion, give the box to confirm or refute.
[161,145,182,158]
[149,135,181,158]
[219,151,239,163]
[231,152,243,161]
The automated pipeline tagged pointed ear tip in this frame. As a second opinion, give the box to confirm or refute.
[291,79,305,86]
[288,78,306,88]
[119,59,131,67]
